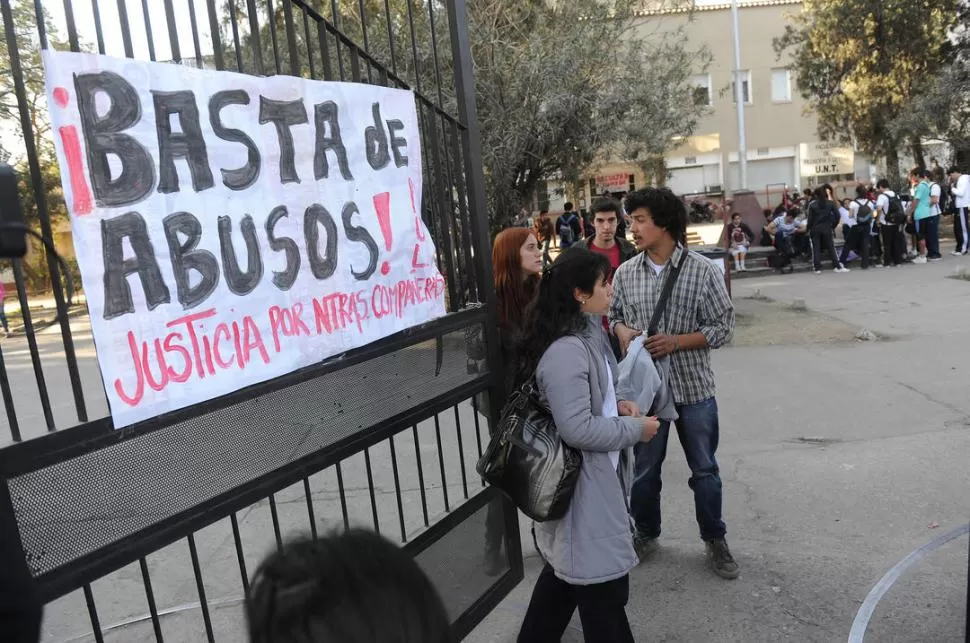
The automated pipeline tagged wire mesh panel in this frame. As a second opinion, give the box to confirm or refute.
[0,0,517,640]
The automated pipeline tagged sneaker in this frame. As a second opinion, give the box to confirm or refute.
[928,256,943,262]
[835,266,850,273]
[705,538,740,579]
[814,270,822,275]
[634,532,659,563]
[912,256,928,264]
[951,251,964,256]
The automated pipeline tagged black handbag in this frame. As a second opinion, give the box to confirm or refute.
[475,371,582,522]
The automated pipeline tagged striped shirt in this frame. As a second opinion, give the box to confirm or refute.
[609,245,734,405]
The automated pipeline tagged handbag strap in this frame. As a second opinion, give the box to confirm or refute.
[646,246,688,336]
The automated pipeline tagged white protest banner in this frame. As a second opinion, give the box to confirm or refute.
[43,51,445,428]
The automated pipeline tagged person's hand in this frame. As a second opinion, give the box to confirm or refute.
[644,333,678,359]
[615,324,642,356]
[618,400,641,417]
[640,416,661,442]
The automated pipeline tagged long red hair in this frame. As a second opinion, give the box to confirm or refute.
[492,228,539,330]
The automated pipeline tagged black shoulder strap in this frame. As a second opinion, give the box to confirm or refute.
[647,247,688,336]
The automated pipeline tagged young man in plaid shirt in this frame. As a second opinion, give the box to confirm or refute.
[610,188,739,579]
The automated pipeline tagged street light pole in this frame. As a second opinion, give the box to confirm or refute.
[731,0,747,191]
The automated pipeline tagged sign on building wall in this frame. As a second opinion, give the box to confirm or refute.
[799,142,854,177]
[595,173,630,192]
[44,50,445,428]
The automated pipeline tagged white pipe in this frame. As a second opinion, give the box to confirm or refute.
[731,0,747,191]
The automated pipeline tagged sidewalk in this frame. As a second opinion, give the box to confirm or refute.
[2,293,88,336]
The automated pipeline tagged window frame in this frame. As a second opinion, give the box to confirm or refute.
[771,68,792,103]
[731,70,752,105]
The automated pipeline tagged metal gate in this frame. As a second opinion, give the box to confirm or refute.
[0,0,521,640]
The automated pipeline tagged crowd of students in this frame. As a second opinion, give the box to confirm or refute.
[756,165,970,274]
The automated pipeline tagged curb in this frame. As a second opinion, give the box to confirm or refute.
[8,305,89,336]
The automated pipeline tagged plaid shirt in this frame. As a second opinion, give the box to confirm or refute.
[609,246,734,405]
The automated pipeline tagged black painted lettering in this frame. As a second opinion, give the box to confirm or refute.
[387,119,408,167]
[313,101,353,181]
[163,212,220,309]
[364,102,390,170]
[101,212,171,319]
[217,215,263,295]
[341,201,378,280]
[304,204,338,280]
[153,90,214,194]
[258,96,308,184]
[265,206,300,291]
[74,71,155,208]
[209,90,260,190]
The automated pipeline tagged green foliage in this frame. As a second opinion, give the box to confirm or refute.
[775,0,960,184]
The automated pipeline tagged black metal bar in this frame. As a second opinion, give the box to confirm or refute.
[425,0,445,107]
[265,0,282,75]
[245,0,265,75]
[411,424,429,526]
[421,107,461,310]
[30,0,48,48]
[302,9,316,78]
[162,0,181,63]
[448,118,478,303]
[436,110,466,308]
[186,534,215,643]
[316,19,333,81]
[303,477,318,539]
[139,0,155,60]
[382,0,397,75]
[228,0,244,72]
[403,0,422,93]
[348,45,361,83]
[61,0,80,51]
[453,405,469,499]
[470,395,484,462]
[363,448,380,533]
[90,0,106,54]
[388,436,407,542]
[229,513,250,598]
[281,0,300,77]
[187,0,205,68]
[355,0,369,53]
[432,414,450,512]
[0,307,488,476]
[268,494,283,551]
[0,345,21,442]
[138,557,164,642]
[327,0,344,79]
[7,0,89,426]
[83,584,105,643]
[335,462,350,530]
[11,260,54,431]
[205,0,225,71]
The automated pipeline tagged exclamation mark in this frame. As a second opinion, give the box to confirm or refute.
[373,192,393,275]
[409,178,426,241]
[53,87,92,216]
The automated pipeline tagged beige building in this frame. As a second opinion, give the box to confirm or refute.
[572,0,873,210]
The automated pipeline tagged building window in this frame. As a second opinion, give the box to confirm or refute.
[771,68,791,102]
[731,70,751,104]
[689,74,712,106]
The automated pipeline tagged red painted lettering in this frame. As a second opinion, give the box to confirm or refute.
[114,331,145,406]
[242,316,271,366]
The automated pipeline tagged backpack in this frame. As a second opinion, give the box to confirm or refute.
[855,199,873,224]
[884,193,906,225]
[558,213,577,245]
[731,227,746,245]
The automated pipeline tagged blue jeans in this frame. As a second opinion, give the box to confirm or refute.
[630,397,726,540]
[915,215,941,258]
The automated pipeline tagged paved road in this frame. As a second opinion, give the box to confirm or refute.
[8,256,970,641]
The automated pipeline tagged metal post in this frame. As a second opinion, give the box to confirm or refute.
[731,0,747,191]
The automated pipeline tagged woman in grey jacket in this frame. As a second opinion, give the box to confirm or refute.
[517,249,660,643]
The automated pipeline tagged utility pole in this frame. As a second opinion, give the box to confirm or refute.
[731,0,747,190]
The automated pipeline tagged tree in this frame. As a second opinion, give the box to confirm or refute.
[775,0,960,187]
[222,0,708,230]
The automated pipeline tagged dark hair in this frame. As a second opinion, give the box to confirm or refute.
[822,183,834,197]
[247,530,449,643]
[919,168,933,179]
[564,201,574,211]
[948,166,962,175]
[590,198,621,218]
[732,212,743,219]
[786,208,798,218]
[493,228,539,331]
[855,184,868,199]
[909,166,921,177]
[623,188,687,245]
[813,186,828,202]
[539,209,548,215]
[877,178,891,189]
[517,248,611,378]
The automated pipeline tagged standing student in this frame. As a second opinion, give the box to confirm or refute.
[839,185,874,269]
[611,188,739,580]
[949,166,970,255]
[557,202,583,249]
[516,249,660,643]
[807,186,848,274]
[875,179,906,267]
[907,168,934,263]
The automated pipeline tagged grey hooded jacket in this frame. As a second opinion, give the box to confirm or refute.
[532,316,653,585]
